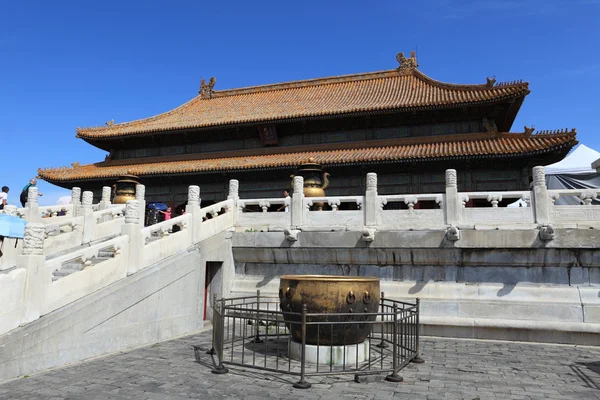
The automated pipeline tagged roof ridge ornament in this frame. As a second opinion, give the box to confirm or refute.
[199,77,217,98]
[524,125,536,137]
[485,76,496,88]
[105,119,114,127]
[396,51,418,70]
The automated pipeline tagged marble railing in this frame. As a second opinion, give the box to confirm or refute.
[0,185,236,336]
[232,167,600,232]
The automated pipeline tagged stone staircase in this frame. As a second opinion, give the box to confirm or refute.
[51,246,119,281]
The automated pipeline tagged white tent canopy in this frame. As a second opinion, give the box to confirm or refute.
[544,144,600,175]
[508,144,600,207]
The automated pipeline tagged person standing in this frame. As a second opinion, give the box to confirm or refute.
[277,190,291,212]
[0,186,8,210]
[158,207,172,221]
[19,179,43,207]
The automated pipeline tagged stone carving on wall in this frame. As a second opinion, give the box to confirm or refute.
[539,224,555,241]
[199,77,216,98]
[188,185,200,206]
[361,228,375,242]
[366,173,377,192]
[23,223,45,255]
[125,200,140,224]
[446,225,460,241]
[3,205,17,216]
[135,184,145,201]
[532,166,545,187]
[284,228,300,242]
[445,169,457,188]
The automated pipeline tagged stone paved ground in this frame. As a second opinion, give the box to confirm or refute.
[1,329,599,400]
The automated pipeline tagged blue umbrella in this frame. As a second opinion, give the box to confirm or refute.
[0,214,27,239]
[147,202,168,211]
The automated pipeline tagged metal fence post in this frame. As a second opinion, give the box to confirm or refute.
[252,289,263,343]
[385,303,403,383]
[211,296,228,374]
[207,293,217,355]
[411,298,425,364]
[376,291,388,348]
[293,303,311,389]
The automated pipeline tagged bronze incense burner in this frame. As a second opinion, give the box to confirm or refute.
[112,174,141,204]
[279,275,380,345]
[291,158,330,210]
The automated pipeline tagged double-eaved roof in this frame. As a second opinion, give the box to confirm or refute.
[39,131,577,183]
[75,67,529,140]
[39,54,577,186]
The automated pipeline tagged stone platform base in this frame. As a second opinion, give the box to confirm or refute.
[289,339,370,365]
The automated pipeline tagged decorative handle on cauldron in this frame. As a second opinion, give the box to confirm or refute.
[363,291,371,304]
[346,290,356,304]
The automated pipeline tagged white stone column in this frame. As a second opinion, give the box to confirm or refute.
[136,184,146,226]
[291,176,304,228]
[228,179,239,226]
[532,166,552,225]
[18,223,47,324]
[0,206,21,271]
[79,191,94,244]
[71,187,81,217]
[364,173,378,227]
[24,187,41,222]
[122,200,142,275]
[444,169,460,226]
[186,185,203,243]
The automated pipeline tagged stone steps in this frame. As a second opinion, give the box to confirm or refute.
[51,246,117,281]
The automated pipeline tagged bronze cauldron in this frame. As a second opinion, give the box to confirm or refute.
[112,174,140,204]
[290,158,329,210]
[279,275,380,345]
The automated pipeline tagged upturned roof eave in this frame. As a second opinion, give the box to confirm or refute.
[78,92,529,147]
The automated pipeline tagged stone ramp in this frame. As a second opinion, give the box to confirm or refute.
[0,230,234,383]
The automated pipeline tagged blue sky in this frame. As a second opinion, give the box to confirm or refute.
[1,0,599,206]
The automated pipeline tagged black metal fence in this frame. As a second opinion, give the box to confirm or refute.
[206,290,423,389]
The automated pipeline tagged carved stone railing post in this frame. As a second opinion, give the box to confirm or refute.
[24,187,41,223]
[98,186,112,210]
[0,206,21,271]
[122,200,142,275]
[291,176,304,228]
[365,173,378,227]
[228,179,239,225]
[531,166,551,225]
[18,223,47,324]
[71,187,81,217]
[136,184,146,226]
[185,185,202,243]
[444,169,460,225]
[79,191,94,244]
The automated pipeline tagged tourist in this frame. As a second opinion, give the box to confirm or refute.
[159,207,172,221]
[277,190,291,212]
[19,179,43,207]
[0,186,8,210]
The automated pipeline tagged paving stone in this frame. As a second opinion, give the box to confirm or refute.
[1,333,600,399]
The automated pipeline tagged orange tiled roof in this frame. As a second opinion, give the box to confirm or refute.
[76,68,529,139]
[39,131,576,183]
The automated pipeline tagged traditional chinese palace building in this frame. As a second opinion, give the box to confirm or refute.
[39,52,577,208]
